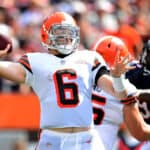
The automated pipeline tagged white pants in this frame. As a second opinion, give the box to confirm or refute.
[35,129,105,150]
[95,122,120,150]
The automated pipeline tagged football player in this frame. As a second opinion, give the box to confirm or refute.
[124,39,150,149]
[93,35,150,150]
[0,12,131,150]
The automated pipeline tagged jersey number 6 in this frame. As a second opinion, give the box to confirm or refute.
[53,69,79,108]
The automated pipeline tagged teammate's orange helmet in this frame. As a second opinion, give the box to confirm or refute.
[41,12,80,55]
[94,35,129,67]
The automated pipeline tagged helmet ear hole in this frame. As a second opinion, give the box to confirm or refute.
[41,34,47,41]
[107,43,111,48]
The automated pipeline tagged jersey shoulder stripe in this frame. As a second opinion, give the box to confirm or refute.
[18,55,33,74]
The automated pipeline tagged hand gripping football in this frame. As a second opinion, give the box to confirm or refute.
[0,34,13,53]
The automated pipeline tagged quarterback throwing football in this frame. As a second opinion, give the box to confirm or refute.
[0,12,132,150]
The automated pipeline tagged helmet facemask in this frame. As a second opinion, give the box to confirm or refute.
[43,24,80,55]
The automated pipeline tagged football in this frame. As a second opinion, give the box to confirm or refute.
[0,34,13,53]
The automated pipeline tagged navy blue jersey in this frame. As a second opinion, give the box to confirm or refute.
[126,62,150,89]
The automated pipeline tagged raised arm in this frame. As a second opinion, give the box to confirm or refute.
[0,45,26,83]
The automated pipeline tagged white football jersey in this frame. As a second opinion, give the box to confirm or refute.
[93,78,137,150]
[18,50,107,129]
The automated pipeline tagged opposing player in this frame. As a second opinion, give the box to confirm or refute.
[0,12,131,150]
[124,39,150,149]
[93,35,150,150]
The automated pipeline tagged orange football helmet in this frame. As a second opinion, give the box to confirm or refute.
[94,35,129,67]
[41,12,80,55]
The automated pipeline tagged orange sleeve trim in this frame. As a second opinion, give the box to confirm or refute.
[120,96,138,105]
[18,55,33,74]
